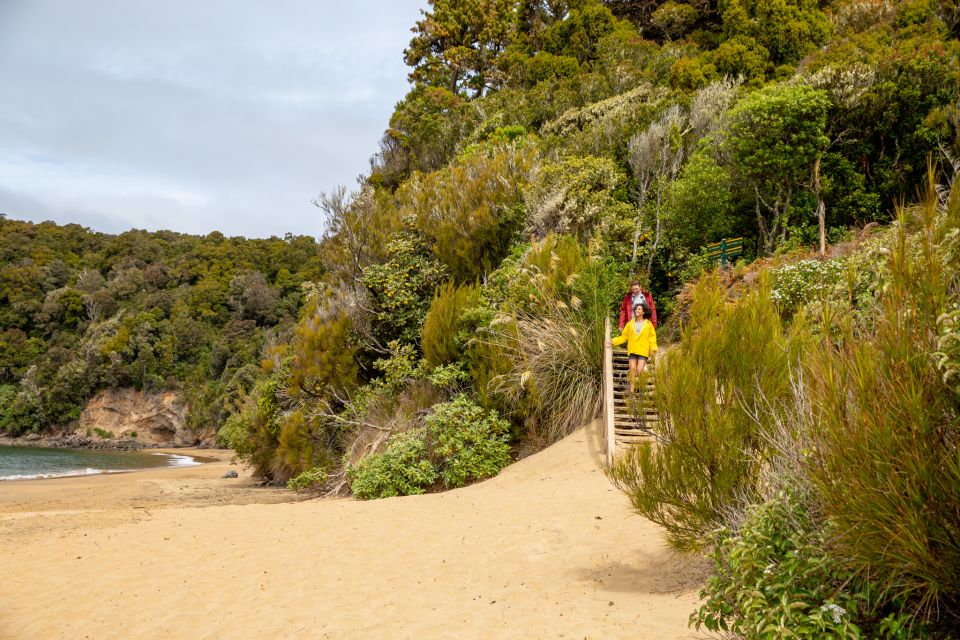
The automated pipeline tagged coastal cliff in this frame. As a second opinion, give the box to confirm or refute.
[77,389,200,446]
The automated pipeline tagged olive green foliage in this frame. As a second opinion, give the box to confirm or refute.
[348,394,510,499]
[286,298,358,400]
[651,2,699,42]
[488,233,590,311]
[0,219,321,436]
[805,175,960,621]
[404,0,515,98]
[286,466,328,492]
[608,273,812,551]
[401,144,536,281]
[421,281,484,367]
[525,155,634,250]
[217,375,284,479]
[661,149,736,250]
[372,86,481,185]
[487,235,628,442]
[721,0,831,69]
[315,186,402,283]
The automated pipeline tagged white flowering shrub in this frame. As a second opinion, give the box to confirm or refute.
[770,258,846,313]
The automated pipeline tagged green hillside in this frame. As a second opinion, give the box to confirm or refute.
[0,219,323,436]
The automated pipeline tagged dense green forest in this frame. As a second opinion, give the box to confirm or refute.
[0,218,324,436]
[5,0,960,631]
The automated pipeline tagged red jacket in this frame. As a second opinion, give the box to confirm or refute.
[619,290,657,329]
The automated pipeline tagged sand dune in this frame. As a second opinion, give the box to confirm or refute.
[0,420,706,639]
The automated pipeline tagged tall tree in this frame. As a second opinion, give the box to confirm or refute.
[720,83,830,255]
[404,0,517,98]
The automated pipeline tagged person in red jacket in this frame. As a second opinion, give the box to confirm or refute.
[619,281,657,330]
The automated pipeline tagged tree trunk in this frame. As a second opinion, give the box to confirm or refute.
[813,156,826,256]
[630,192,647,264]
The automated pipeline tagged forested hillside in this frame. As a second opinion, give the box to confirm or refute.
[215,0,960,495]
[0,218,324,436]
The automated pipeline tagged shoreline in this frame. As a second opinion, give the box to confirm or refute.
[0,433,211,452]
[0,448,218,483]
[0,447,304,517]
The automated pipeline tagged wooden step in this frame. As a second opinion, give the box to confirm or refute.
[614,429,653,440]
[614,419,658,427]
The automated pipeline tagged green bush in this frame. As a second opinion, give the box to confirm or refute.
[692,490,867,639]
[425,394,511,488]
[348,429,437,499]
[348,395,512,499]
[421,282,483,367]
[286,466,328,492]
[360,228,448,346]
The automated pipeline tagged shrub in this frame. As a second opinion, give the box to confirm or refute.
[425,394,512,488]
[286,466,328,492]
[360,228,448,346]
[805,176,960,622]
[770,258,846,314]
[421,281,483,367]
[489,248,627,443]
[347,394,513,499]
[401,145,535,282]
[692,490,868,639]
[275,410,336,481]
[524,156,634,250]
[348,430,437,500]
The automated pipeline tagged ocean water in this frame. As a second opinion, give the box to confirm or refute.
[0,445,200,481]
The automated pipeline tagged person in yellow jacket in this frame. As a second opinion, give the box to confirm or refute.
[609,302,657,391]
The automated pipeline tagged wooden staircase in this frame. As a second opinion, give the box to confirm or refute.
[603,318,657,464]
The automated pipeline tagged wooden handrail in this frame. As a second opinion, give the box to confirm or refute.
[603,316,615,466]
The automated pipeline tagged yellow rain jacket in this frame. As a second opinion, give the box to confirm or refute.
[612,318,657,358]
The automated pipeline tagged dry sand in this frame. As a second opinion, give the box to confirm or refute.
[0,420,707,640]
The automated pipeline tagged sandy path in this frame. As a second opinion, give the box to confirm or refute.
[0,422,706,639]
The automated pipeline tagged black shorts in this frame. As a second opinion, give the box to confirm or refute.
[628,354,649,363]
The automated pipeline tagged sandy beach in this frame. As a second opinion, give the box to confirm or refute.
[0,421,706,640]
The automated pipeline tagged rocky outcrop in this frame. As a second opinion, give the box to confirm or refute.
[78,389,195,446]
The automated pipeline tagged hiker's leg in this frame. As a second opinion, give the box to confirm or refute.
[628,357,639,391]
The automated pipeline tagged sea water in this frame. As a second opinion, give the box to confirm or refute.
[0,445,200,480]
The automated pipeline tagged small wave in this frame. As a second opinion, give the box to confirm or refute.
[0,467,122,481]
[152,453,201,467]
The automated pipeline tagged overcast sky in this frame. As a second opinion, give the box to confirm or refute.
[0,0,426,238]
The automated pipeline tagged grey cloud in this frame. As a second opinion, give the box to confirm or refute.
[0,0,426,238]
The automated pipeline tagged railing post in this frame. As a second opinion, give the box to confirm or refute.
[603,317,615,466]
